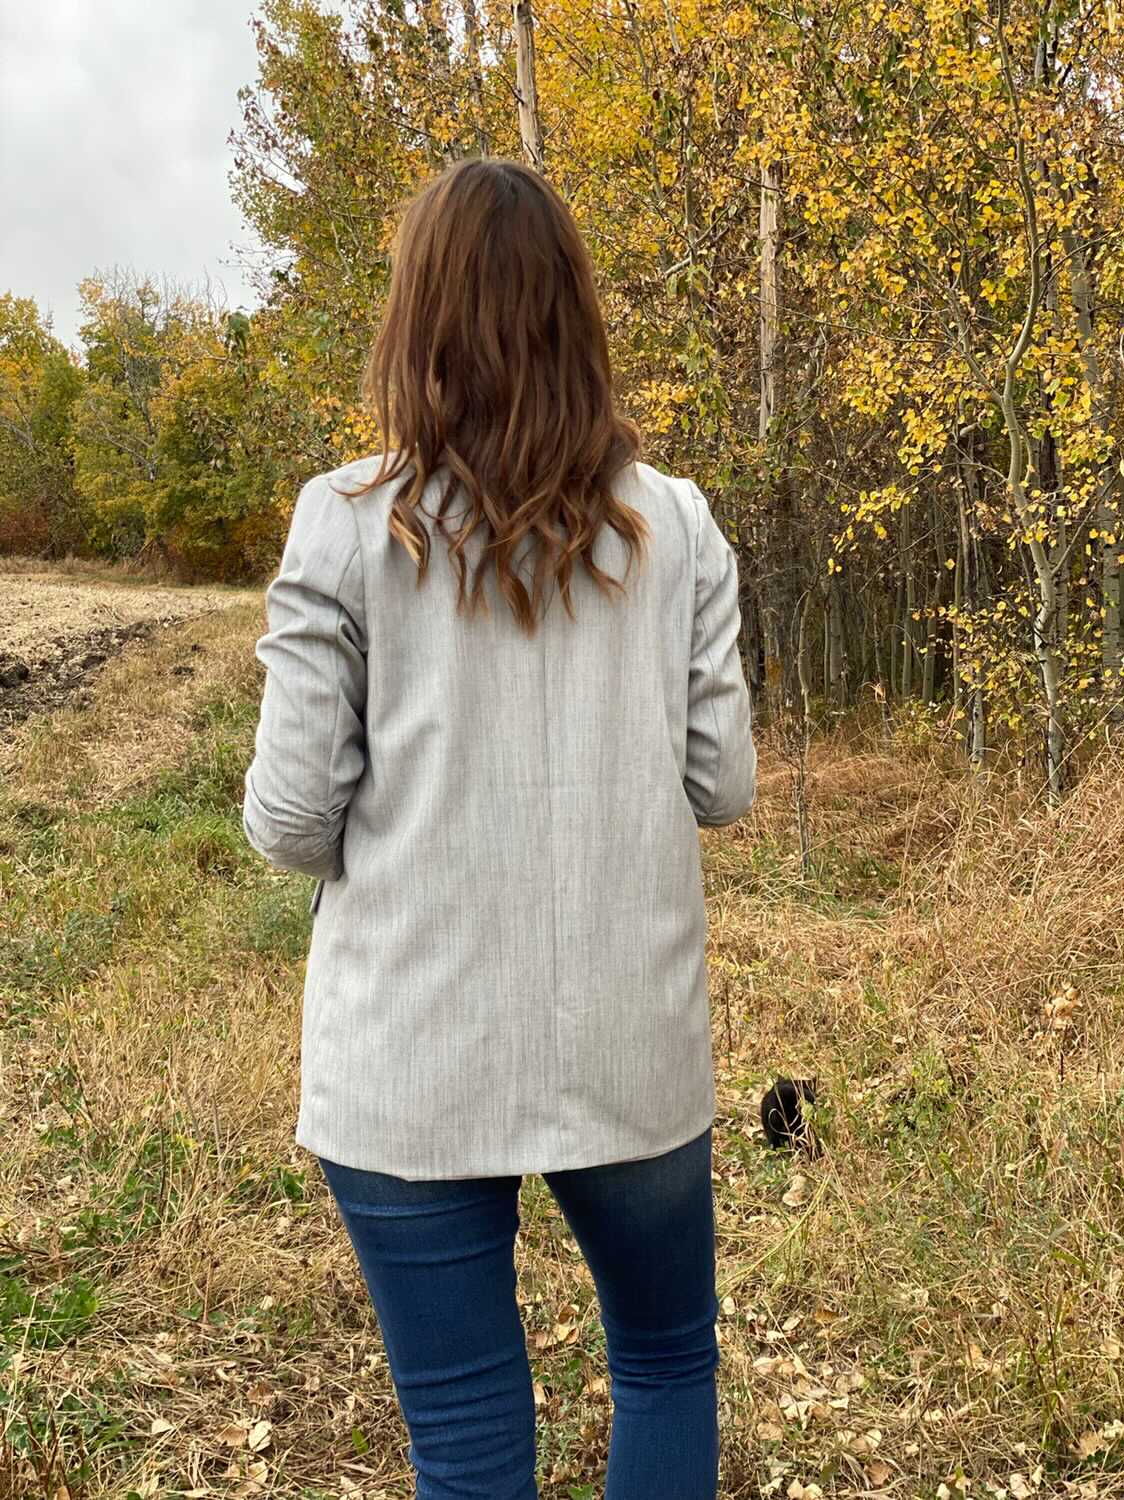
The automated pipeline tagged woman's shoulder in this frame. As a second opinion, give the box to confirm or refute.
[305,453,706,546]
[616,459,707,536]
[320,451,401,504]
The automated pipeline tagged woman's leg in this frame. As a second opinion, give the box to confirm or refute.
[318,1157,537,1500]
[543,1127,719,1500]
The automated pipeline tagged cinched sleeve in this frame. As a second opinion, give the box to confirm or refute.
[243,474,368,880]
[683,481,757,827]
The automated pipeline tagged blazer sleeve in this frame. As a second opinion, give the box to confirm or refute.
[242,474,368,880]
[683,481,757,827]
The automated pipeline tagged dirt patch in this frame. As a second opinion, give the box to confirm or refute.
[0,573,257,730]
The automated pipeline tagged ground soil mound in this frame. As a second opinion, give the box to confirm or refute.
[0,572,256,730]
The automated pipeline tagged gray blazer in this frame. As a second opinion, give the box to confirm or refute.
[243,455,756,1179]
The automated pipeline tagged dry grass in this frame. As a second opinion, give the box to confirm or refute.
[5,600,263,804]
[0,555,259,590]
[0,597,1122,1500]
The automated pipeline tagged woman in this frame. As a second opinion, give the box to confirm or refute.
[243,157,756,1500]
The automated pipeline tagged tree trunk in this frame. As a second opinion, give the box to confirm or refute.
[827,573,846,706]
[923,491,947,704]
[951,539,963,715]
[740,581,766,709]
[955,431,988,772]
[513,0,545,173]
[759,162,780,444]
[758,159,803,717]
[791,592,814,875]
[997,2,1065,800]
[899,503,915,697]
[1056,217,1122,693]
[463,0,489,155]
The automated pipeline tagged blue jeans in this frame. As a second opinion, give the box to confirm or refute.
[319,1127,719,1500]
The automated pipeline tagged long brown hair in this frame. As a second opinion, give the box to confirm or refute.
[338,157,648,633]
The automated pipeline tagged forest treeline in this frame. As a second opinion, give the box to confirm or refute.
[2,0,1122,789]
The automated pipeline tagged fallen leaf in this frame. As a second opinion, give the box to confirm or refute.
[779,1393,811,1423]
[246,1419,272,1453]
[1073,1431,1106,1459]
[867,1459,893,1487]
[782,1174,809,1208]
[848,1429,882,1455]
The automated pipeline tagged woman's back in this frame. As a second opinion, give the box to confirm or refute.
[243,155,755,1498]
[243,452,756,1179]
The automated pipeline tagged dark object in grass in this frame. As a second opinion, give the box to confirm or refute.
[761,1077,817,1151]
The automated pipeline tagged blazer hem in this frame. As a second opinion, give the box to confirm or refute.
[295,1102,718,1182]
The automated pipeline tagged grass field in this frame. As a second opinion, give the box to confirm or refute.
[1,594,1122,1499]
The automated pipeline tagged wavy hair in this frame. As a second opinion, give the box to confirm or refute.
[338,157,648,634]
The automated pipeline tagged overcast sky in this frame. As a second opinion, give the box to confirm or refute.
[0,1,287,353]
